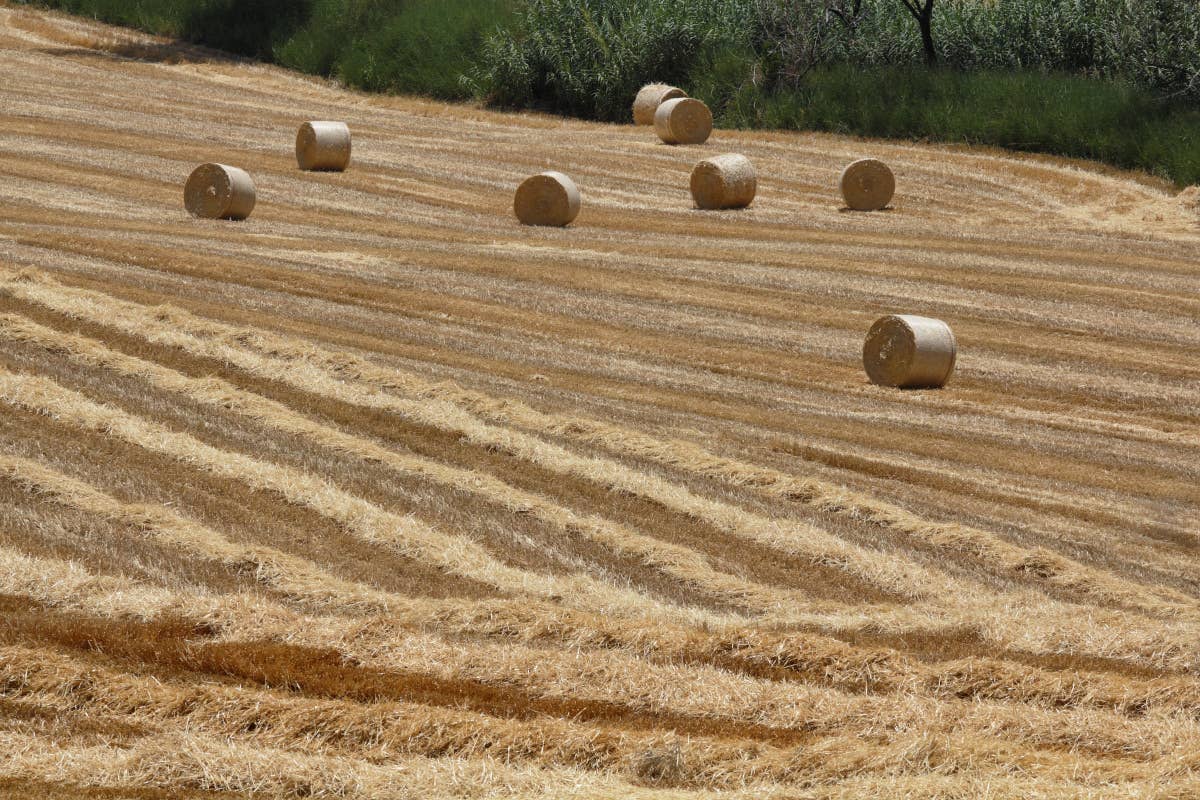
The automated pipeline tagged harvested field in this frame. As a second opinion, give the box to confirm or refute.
[0,4,1198,798]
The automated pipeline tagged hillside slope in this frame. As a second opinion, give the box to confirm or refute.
[0,5,1198,798]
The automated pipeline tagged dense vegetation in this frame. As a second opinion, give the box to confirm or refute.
[20,0,517,99]
[21,0,1200,185]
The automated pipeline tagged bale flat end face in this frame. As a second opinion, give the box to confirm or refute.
[690,154,756,210]
[654,98,713,146]
[514,171,581,227]
[296,121,352,172]
[633,84,686,126]
[840,158,895,211]
[184,163,256,221]
[863,314,957,389]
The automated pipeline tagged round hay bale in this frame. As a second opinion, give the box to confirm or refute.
[654,98,713,146]
[296,121,351,172]
[183,163,256,220]
[690,153,756,210]
[513,171,581,227]
[840,158,895,211]
[633,83,687,126]
[863,315,957,389]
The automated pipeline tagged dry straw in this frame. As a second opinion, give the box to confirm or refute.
[514,171,581,227]
[633,83,686,125]
[183,163,256,220]
[690,154,756,210]
[295,121,352,172]
[840,158,895,211]
[654,98,712,145]
[863,314,957,389]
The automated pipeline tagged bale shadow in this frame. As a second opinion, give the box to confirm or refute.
[837,205,896,213]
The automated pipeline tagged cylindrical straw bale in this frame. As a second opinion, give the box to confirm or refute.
[513,171,581,227]
[633,83,687,125]
[296,121,352,171]
[690,154,756,210]
[840,158,895,211]
[654,98,713,145]
[863,315,957,389]
[183,163,256,220]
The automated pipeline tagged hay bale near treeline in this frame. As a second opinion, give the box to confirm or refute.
[296,121,352,172]
[840,158,895,211]
[184,163,256,220]
[654,98,713,145]
[633,84,687,125]
[863,314,957,389]
[514,171,581,227]
[690,154,756,210]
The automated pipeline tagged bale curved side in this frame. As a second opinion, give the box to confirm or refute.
[183,163,256,221]
[863,315,957,388]
[654,98,713,146]
[690,154,756,210]
[514,171,581,227]
[296,121,352,172]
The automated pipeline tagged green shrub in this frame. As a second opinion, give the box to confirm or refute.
[711,64,1200,185]
[20,0,519,100]
[467,0,753,119]
[275,0,516,98]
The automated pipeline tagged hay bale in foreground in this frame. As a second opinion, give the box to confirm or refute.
[633,84,687,125]
[863,314,957,389]
[296,121,351,172]
[514,171,580,227]
[184,163,256,220]
[690,154,756,210]
[840,158,895,211]
[654,98,713,145]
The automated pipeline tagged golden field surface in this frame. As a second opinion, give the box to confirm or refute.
[0,5,1198,798]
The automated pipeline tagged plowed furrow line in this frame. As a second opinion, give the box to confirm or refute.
[0,481,263,597]
[0,270,966,604]
[22,273,1184,616]
[7,537,1198,720]
[0,329,690,603]
[16,229,1200,428]
[6,596,1196,777]
[5,266,1195,608]
[31,215,1199,387]
[0,640,830,788]
[5,239,1191,534]
[0,454,405,613]
[0,371,494,601]
[0,313,874,612]
[2,614,1195,783]
[0,365,736,624]
[0,728,682,800]
[0,604,817,752]
[4,215,1195,455]
[14,240,1192,483]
